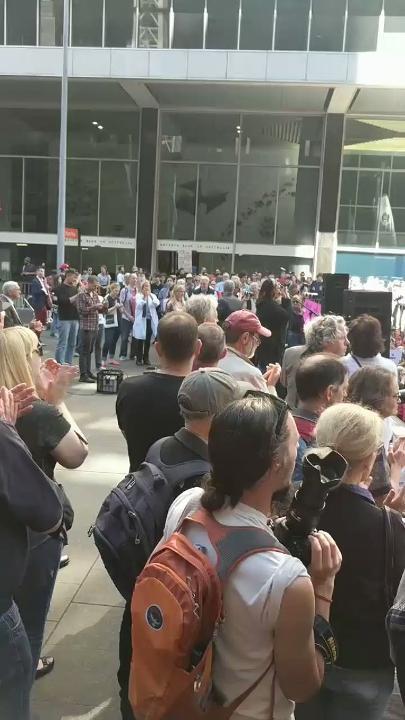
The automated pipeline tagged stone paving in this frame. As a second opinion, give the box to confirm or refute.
[30,334,403,719]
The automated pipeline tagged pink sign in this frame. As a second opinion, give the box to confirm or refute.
[303,299,322,325]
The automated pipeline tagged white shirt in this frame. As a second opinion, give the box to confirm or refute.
[164,488,308,720]
[342,352,398,378]
[117,272,125,284]
[219,347,269,394]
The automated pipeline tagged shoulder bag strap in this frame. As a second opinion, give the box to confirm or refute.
[383,506,395,609]
[351,354,362,369]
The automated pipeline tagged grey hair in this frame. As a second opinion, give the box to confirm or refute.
[223,280,235,296]
[2,281,20,296]
[304,314,346,354]
[186,294,218,326]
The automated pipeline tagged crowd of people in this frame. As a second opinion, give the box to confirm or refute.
[1,258,405,720]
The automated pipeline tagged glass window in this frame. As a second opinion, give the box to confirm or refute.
[356,207,378,232]
[7,0,37,45]
[0,158,22,231]
[343,154,359,168]
[138,0,170,48]
[196,165,237,243]
[0,0,4,45]
[206,0,240,50]
[340,171,357,206]
[241,115,323,166]
[239,0,274,50]
[357,171,383,206]
[24,159,59,233]
[310,0,345,51]
[393,156,405,170]
[99,161,137,237]
[360,154,391,170]
[345,0,382,52]
[276,167,319,246]
[71,0,103,47]
[68,110,139,160]
[338,206,356,232]
[384,0,405,32]
[172,0,204,49]
[39,0,63,46]
[237,166,278,245]
[390,173,405,207]
[158,163,198,240]
[274,0,310,51]
[105,0,137,47]
[161,113,239,163]
[0,109,60,157]
[66,160,99,236]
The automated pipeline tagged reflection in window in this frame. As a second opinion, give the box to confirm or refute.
[237,166,278,245]
[241,115,322,167]
[24,159,59,233]
[0,158,22,231]
[389,173,405,208]
[196,165,237,243]
[105,0,137,47]
[158,163,197,240]
[172,0,204,49]
[239,0,274,50]
[0,109,59,157]
[138,0,170,48]
[274,0,310,51]
[71,0,103,47]
[345,0,382,52]
[276,167,319,245]
[206,0,239,50]
[161,113,239,163]
[68,111,139,160]
[7,0,37,45]
[66,161,99,236]
[384,0,405,33]
[0,0,4,44]
[39,0,63,46]
[340,171,357,206]
[99,162,137,237]
[310,0,345,52]
[357,171,382,206]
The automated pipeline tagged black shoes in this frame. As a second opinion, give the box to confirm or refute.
[79,375,96,383]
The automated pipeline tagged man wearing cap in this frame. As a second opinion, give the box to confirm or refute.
[219,310,280,394]
[146,368,251,487]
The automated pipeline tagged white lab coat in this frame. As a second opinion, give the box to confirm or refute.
[132,293,159,340]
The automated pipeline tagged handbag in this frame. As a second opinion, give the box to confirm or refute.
[383,506,396,609]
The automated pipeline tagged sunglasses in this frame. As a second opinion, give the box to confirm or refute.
[244,390,288,438]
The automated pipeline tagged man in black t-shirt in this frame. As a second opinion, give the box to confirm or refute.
[116,312,200,720]
[116,313,200,473]
[54,269,80,365]
[0,409,62,720]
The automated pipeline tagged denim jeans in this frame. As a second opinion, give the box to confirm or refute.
[94,325,104,369]
[55,319,79,365]
[15,536,63,684]
[295,664,395,720]
[120,318,136,359]
[103,326,121,361]
[79,328,97,377]
[0,601,32,720]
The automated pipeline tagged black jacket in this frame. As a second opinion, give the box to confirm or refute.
[256,297,290,366]
[319,484,405,670]
[217,295,243,324]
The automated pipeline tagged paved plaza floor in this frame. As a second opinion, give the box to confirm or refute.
[30,333,402,719]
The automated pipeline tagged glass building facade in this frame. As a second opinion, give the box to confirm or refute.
[0,0,403,52]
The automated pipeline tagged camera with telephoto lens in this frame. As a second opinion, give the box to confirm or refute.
[274,447,347,567]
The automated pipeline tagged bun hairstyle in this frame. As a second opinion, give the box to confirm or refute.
[315,402,383,466]
[201,395,284,512]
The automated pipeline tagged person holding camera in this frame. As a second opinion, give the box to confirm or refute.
[295,402,405,720]
[163,394,341,720]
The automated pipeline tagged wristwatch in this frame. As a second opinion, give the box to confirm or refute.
[313,614,338,665]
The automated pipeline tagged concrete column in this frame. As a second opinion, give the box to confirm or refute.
[314,114,345,275]
[136,108,159,272]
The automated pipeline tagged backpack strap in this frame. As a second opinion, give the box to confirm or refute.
[351,353,362,368]
[147,434,210,491]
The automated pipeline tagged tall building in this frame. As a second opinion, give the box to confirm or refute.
[1,0,405,279]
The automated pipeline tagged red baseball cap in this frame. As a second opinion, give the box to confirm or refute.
[225,310,271,337]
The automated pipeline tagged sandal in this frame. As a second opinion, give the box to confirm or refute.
[36,656,55,680]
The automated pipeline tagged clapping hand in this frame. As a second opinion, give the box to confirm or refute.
[10,383,37,418]
[384,486,405,514]
[38,362,78,406]
[263,363,281,389]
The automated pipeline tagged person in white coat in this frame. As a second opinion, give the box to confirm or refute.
[132,280,159,366]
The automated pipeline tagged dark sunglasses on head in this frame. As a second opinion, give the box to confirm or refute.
[244,390,288,438]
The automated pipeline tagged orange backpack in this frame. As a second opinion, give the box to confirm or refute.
[129,507,288,720]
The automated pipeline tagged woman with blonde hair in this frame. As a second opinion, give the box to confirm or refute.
[296,402,405,720]
[0,327,88,682]
[166,283,186,313]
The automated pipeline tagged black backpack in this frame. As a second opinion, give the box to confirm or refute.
[89,443,210,600]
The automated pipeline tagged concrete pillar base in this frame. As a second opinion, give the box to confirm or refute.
[314,232,337,275]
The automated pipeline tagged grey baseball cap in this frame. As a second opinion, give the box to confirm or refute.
[178,368,253,421]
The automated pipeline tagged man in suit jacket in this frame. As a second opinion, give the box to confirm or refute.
[1,281,41,332]
[30,267,50,326]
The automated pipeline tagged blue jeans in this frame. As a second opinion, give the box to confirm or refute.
[55,320,79,365]
[295,664,395,720]
[0,601,32,720]
[15,536,63,684]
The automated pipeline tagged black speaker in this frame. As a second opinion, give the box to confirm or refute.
[322,273,350,315]
[343,290,392,358]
